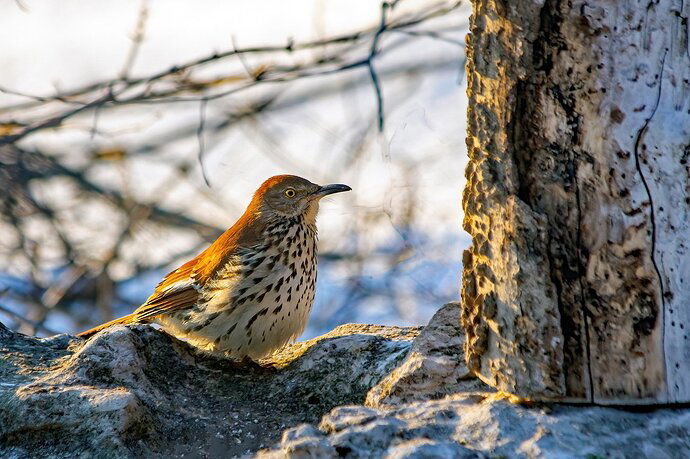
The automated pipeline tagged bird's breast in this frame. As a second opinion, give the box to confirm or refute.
[167,220,319,360]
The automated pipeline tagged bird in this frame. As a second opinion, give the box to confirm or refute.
[78,175,351,361]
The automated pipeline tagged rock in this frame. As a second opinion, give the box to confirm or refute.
[260,393,690,458]
[0,321,419,458]
[366,302,491,407]
[258,303,689,458]
[4,307,690,458]
[272,424,337,458]
[383,439,481,459]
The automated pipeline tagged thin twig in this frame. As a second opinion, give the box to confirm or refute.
[120,0,149,80]
[366,0,397,131]
[0,303,59,335]
[0,91,118,145]
[197,98,210,186]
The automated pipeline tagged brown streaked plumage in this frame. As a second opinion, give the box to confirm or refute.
[78,175,351,360]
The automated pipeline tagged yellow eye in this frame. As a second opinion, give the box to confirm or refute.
[284,188,296,198]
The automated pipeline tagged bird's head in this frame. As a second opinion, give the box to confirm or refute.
[251,175,351,221]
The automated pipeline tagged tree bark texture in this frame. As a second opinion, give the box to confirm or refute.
[462,0,690,404]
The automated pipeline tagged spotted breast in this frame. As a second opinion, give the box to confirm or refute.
[158,216,317,359]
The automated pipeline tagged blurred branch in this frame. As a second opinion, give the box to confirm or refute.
[0,288,59,335]
[1,146,223,236]
[0,1,462,145]
[367,0,397,131]
[124,58,454,160]
[197,99,210,185]
[120,0,149,80]
[0,91,117,145]
[1,1,460,109]
[0,303,59,335]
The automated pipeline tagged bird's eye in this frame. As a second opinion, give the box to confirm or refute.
[284,188,296,198]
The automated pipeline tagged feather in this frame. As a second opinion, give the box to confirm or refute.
[132,262,200,320]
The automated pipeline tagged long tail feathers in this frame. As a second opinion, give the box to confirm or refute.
[77,313,138,339]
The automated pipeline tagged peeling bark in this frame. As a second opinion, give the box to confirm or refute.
[463,0,690,403]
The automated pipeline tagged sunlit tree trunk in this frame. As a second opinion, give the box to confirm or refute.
[462,0,690,404]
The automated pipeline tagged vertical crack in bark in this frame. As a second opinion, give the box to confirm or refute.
[550,83,593,401]
[632,49,668,394]
[573,166,594,402]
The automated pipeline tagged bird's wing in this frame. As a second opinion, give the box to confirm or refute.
[132,211,266,322]
[132,259,201,321]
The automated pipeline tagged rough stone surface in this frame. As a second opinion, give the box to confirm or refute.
[260,393,690,458]
[3,307,690,458]
[0,321,418,458]
[366,302,490,407]
[463,0,690,402]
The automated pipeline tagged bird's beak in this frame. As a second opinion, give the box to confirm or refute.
[314,183,352,197]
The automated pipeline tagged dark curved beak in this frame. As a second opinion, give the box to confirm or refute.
[315,183,352,197]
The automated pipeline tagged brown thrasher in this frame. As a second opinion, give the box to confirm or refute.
[78,175,351,360]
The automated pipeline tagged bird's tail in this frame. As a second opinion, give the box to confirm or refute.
[77,313,138,339]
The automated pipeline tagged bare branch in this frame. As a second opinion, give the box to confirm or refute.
[197,99,210,186]
[0,1,461,114]
[120,0,150,80]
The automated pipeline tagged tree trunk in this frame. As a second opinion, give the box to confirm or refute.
[462,0,690,404]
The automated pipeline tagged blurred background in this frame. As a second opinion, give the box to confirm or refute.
[0,0,470,339]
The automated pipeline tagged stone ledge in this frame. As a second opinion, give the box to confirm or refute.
[0,321,419,458]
